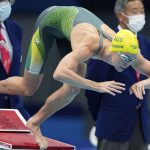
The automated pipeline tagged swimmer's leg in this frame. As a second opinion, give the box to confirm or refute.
[27,63,86,149]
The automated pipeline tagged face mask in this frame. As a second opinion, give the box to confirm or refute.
[0,1,11,22]
[124,14,145,33]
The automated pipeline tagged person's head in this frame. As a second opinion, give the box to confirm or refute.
[109,29,139,72]
[114,0,145,33]
[0,0,15,23]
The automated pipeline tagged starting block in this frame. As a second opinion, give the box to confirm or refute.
[0,109,75,150]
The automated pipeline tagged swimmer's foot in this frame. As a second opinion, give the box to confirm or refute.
[26,119,48,149]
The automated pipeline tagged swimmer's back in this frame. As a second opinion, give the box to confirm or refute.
[36,6,105,39]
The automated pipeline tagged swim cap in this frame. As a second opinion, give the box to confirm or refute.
[109,29,139,54]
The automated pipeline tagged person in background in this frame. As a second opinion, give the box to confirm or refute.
[86,0,150,150]
[0,0,30,120]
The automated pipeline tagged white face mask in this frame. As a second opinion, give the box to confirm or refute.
[0,1,11,22]
[124,14,146,33]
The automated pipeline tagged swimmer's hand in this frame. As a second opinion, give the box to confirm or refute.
[129,81,146,100]
[96,81,125,96]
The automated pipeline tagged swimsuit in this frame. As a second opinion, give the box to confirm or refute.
[25,6,112,74]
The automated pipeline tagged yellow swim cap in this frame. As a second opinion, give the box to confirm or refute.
[109,29,139,54]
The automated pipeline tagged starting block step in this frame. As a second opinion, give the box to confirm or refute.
[0,109,75,150]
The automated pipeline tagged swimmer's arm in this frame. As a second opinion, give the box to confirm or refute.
[132,53,150,89]
[54,47,125,95]
[54,47,95,90]
[130,53,150,99]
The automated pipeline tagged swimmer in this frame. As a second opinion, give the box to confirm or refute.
[0,6,150,149]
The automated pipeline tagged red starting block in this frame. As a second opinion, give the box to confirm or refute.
[0,109,75,150]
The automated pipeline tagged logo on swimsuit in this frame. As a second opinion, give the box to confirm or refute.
[34,37,41,45]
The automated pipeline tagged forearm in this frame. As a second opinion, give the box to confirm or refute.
[141,78,150,89]
[0,77,31,96]
[54,68,98,91]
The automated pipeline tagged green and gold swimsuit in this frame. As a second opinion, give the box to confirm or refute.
[25,6,112,74]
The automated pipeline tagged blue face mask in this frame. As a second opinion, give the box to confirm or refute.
[0,1,11,22]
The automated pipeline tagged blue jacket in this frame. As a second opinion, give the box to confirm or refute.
[85,28,150,143]
[0,19,30,120]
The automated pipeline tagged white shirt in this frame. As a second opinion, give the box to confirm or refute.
[0,22,13,62]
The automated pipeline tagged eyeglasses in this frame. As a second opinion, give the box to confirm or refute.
[118,53,136,62]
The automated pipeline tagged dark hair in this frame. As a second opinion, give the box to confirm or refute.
[114,0,143,16]
[9,0,15,5]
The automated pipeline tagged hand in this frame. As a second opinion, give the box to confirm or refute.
[96,81,125,96]
[129,81,145,100]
